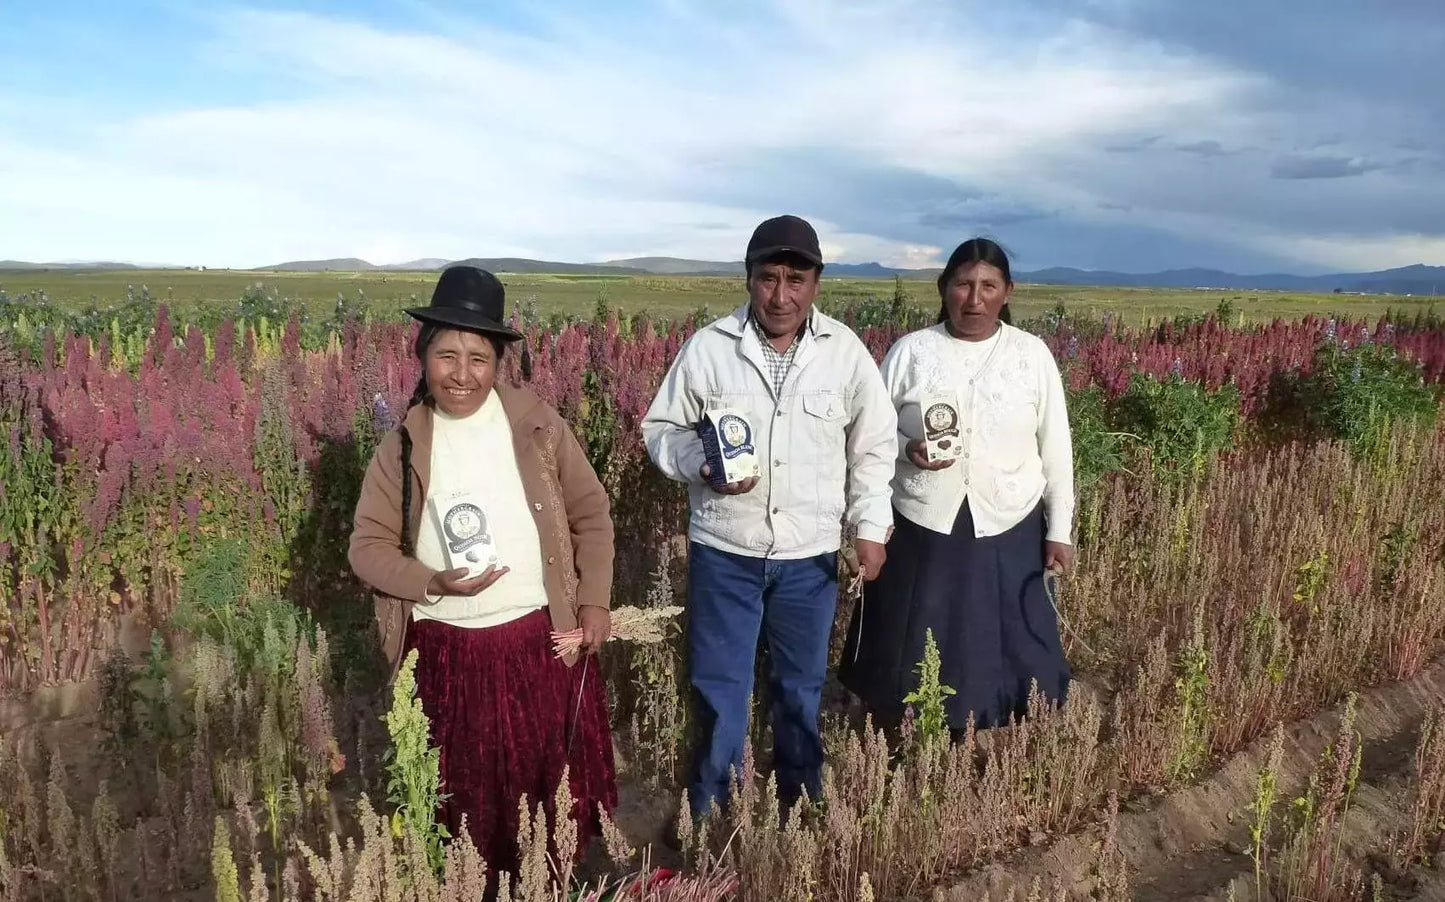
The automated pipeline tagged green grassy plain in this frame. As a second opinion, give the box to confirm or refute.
[3,267,1438,326]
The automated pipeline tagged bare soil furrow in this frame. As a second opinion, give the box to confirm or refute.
[929,658,1445,901]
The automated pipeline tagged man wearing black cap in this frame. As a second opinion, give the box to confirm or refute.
[642,215,897,819]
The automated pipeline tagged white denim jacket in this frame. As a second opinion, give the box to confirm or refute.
[641,303,897,560]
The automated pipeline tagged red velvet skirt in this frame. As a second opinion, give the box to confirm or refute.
[404,608,618,874]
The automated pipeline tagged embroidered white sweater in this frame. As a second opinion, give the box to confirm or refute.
[881,322,1075,544]
[412,390,548,628]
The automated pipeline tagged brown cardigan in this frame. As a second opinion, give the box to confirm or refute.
[348,381,614,679]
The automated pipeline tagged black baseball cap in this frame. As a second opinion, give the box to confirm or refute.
[745,214,823,268]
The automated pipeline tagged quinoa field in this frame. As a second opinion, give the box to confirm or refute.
[3,280,1445,900]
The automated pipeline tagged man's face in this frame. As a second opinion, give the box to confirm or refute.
[453,510,478,536]
[748,259,820,340]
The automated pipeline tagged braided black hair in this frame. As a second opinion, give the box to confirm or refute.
[397,324,510,557]
[398,374,430,557]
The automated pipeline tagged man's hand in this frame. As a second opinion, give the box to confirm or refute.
[854,539,887,582]
[700,462,759,495]
[1044,542,1075,574]
[906,439,956,471]
[578,605,611,655]
[426,565,508,598]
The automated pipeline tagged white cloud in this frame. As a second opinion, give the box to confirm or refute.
[1255,233,1445,274]
[0,1,1437,270]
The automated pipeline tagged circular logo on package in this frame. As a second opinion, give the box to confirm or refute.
[924,402,958,434]
[717,414,753,457]
[443,503,491,557]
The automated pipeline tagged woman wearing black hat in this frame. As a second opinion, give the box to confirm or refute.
[348,265,618,874]
[839,238,1076,736]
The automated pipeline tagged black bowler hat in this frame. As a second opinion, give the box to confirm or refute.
[745,214,823,268]
[404,265,524,340]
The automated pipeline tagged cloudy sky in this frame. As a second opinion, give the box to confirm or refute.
[1,0,1440,273]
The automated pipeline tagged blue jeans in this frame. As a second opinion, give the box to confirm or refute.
[686,542,838,817]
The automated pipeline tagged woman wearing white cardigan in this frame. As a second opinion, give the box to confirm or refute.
[839,238,1076,734]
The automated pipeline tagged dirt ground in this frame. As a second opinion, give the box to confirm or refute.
[928,658,1445,902]
[7,655,1445,900]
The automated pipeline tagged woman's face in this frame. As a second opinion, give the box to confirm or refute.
[943,261,1012,340]
[424,328,499,418]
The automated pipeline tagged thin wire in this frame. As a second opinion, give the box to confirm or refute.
[846,568,865,664]
[566,653,590,759]
[1044,568,1095,658]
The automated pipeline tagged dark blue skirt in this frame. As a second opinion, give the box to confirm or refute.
[838,500,1070,730]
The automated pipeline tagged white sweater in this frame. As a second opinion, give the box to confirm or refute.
[882,322,1075,544]
[641,303,897,559]
[412,390,548,628]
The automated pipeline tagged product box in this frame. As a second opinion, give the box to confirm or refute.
[696,408,760,487]
[921,394,963,463]
[428,490,501,578]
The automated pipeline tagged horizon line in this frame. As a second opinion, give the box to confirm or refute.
[4,256,1443,279]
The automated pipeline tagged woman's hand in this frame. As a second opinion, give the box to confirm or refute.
[577,605,611,654]
[1043,542,1075,574]
[426,565,508,598]
[906,439,956,471]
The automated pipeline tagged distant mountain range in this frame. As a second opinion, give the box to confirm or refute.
[256,256,648,275]
[246,256,927,278]
[4,256,1443,295]
[254,258,1445,295]
[0,260,143,271]
[1021,264,1445,295]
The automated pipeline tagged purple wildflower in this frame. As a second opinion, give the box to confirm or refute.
[371,392,395,433]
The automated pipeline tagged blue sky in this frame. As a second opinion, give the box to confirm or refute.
[1,0,1441,273]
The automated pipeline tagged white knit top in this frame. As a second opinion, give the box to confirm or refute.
[881,322,1075,544]
[412,390,548,628]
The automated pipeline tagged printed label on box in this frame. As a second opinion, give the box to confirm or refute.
[697,408,760,487]
[922,395,963,462]
[429,491,501,578]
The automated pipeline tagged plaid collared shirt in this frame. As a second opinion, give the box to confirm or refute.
[750,310,811,396]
